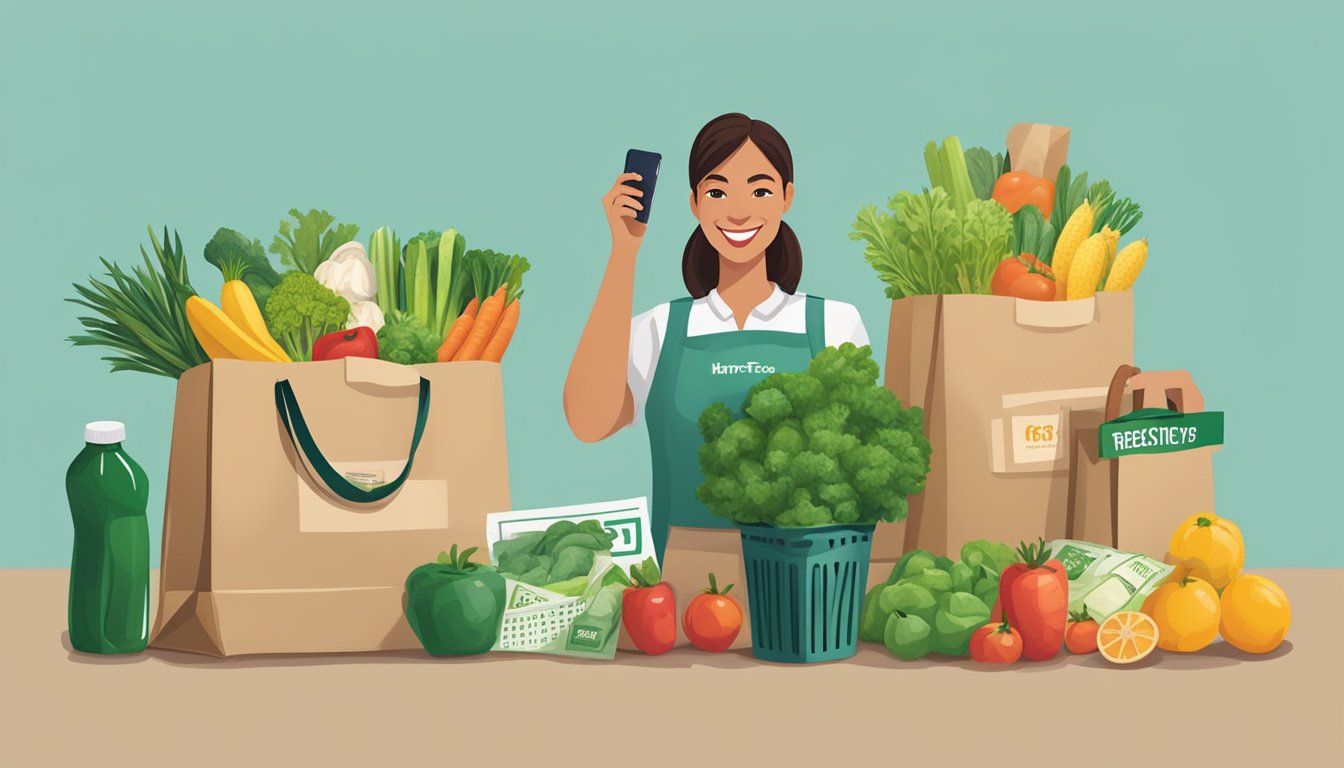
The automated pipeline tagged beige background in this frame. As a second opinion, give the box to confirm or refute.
[3,568,1339,767]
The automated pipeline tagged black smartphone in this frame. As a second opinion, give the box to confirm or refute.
[623,149,661,224]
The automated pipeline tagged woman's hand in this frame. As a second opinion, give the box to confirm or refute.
[603,172,646,258]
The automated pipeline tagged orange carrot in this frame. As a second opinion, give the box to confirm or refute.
[436,298,479,362]
[453,285,507,362]
[480,299,520,362]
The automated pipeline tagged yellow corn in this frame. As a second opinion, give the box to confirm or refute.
[1052,200,1094,300]
[186,295,287,362]
[1066,232,1109,301]
[1097,227,1120,290]
[1104,238,1148,290]
[220,280,291,362]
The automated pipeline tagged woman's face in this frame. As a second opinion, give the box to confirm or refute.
[689,139,794,264]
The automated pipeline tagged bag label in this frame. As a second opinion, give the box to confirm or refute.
[1099,409,1224,459]
[1011,414,1063,465]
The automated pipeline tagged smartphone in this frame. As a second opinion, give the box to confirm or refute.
[623,149,661,224]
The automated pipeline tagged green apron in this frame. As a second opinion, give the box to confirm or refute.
[645,294,826,561]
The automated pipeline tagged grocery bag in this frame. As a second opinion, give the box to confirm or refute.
[485,498,654,659]
[873,292,1134,560]
[150,357,510,657]
[1067,365,1222,558]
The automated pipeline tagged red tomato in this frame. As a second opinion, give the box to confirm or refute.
[682,574,743,652]
[1007,272,1056,301]
[1065,615,1100,655]
[991,257,1030,296]
[969,621,1022,664]
[999,539,1068,661]
[622,583,676,655]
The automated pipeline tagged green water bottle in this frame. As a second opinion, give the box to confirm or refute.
[66,421,150,654]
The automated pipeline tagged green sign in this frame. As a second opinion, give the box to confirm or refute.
[1099,408,1224,459]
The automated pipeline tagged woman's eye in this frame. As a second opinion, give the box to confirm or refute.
[706,189,726,200]
[752,188,773,198]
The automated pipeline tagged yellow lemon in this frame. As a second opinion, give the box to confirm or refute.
[1097,611,1159,664]
[1168,513,1244,591]
[1141,577,1221,652]
[1220,575,1291,654]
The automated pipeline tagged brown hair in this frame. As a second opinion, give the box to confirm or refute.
[682,113,801,298]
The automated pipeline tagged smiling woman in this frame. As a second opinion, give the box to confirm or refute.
[563,113,869,560]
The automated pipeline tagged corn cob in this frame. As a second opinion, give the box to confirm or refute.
[1052,200,1094,300]
[186,295,287,362]
[1066,232,1109,301]
[1097,227,1120,290]
[1104,238,1148,290]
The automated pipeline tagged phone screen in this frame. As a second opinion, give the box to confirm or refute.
[623,149,661,224]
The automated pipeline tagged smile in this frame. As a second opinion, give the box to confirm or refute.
[717,225,762,248]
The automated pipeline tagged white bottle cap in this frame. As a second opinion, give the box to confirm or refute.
[84,421,127,444]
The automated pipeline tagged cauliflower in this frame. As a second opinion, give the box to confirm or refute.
[696,343,931,528]
[314,240,377,303]
[347,300,385,333]
[264,272,351,362]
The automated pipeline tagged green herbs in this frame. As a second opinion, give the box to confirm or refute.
[493,519,615,588]
[852,187,1014,298]
[203,228,282,309]
[375,310,440,365]
[964,146,1008,201]
[696,343,931,528]
[1012,205,1056,263]
[861,541,1017,659]
[263,272,350,361]
[67,226,210,378]
[269,208,359,275]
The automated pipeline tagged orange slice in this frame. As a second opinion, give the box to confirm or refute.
[1097,610,1160,665]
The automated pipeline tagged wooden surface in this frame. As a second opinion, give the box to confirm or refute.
[2,568,1340,767]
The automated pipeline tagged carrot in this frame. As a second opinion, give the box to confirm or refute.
[436,297,479,362]
[480,299,520,362]
[453,285,507,362]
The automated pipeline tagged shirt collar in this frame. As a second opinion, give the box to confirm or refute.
[705,284,788,323]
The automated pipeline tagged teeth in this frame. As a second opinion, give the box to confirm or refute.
[721,227,761,243]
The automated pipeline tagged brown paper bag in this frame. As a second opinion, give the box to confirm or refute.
[150,357,510,657]
[874,292,1134,560]
[1068,365,1219,558]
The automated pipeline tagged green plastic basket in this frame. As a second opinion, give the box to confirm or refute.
[739,524,874,663]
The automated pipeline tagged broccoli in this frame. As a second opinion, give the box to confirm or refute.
[696,343,932,528]
[376,311,440,365]
[264,272,351,361]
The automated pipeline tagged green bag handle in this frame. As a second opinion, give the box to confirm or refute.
[274,377,431,503]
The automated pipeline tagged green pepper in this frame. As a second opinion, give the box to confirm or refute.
[405,544,506,656]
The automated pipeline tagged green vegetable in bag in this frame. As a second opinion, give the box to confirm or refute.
[884,612,932,660]
[879,582,938,626]
[930,591,992,656]
[404,545,506,656]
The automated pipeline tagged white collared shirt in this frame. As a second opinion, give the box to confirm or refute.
[627,286,869,424]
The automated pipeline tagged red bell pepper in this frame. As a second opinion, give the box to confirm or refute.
[621,557,676,655]
[312,326,378,362]
[998,539,1068,661]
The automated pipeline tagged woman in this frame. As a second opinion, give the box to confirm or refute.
[564,113,869,561]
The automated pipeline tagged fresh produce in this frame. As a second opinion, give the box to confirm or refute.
[186,295,287,363]
[1141,576,1221,653]
[207,238,290,362]
[1010,205,1056,265]
[376,311,440,366]
[1096,610,1160,665]
[964,146,1008,201]
[204,227,283,313]
[682,573,742,652]
[622,557,676,655]
[1103,239,1147,291]
[1000,539,1068,661]
[263,272,351,362]
[68,227,210,378]
[481,298,521,363]
[1065,227,1119,300]
[493,519,614,590]
[315,240,384,333]
[1065,613,1100,655]
[369,226,402,319]
[454,285,509,361]
[993,171,1055,219]
[991,254,1056,301]
[312,327,378,362]
[1219,575,1291,654]
[1050,200,1093,298]
[696,343,931,527]
[923,136,978,214]
[400,230,466,338]
[1168,513,1244,591]
[269,208,359,276]
[862,541,1016,659]
[969,620,1022,664]
[404,544,506,656]
[1052,539,1174,622]
[438,297,479,362]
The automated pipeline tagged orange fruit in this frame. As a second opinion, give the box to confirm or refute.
[1142,576,1221,652]
[1097,611,1159,665]
[1168,513,1244,591]
[1220,575,1291,654]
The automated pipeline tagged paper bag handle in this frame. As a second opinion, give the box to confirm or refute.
[274,377,431,503]
[1104,365,1205,422]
